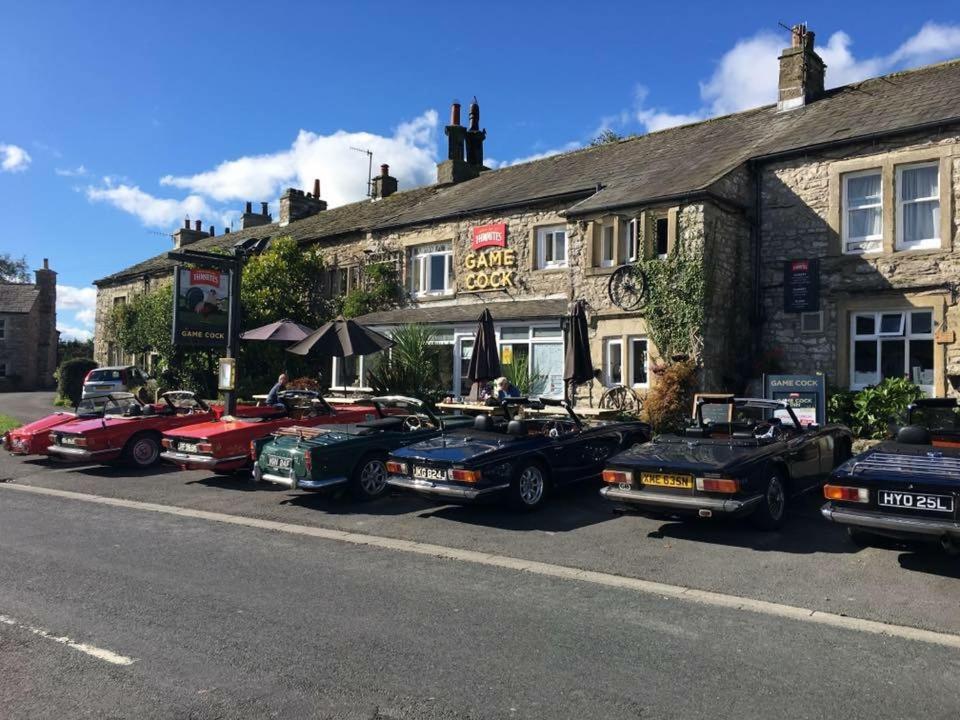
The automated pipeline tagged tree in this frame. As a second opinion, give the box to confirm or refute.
[589,129,625,147]
[340,263,404,318]
[241,236,333,328]
[58,338,95,363]
[0,253,29,282]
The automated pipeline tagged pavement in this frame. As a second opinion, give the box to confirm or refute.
[2,391,960,718]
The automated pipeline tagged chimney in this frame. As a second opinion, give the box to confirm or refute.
[777,24,826,111]
[208,225,215,236]
[279,181,328,226]
[194,219,202,232]
[371,164,398,200]
[437,98,481,185]
[173,220,211,249]
[465,96,487,169]
[34,259,56,299]
[241,200,273,229]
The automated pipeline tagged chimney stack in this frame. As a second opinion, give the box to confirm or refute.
[371,164,398,200]
[241,200,273,229]
[245,201,252,214]
[777,24,826,111]
[173,220,211,249]
[279,181,327,226]
[438,97,485,185]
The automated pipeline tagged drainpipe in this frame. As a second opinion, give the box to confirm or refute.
[750,160,763,361]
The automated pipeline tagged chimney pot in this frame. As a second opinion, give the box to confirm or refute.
[261,202,269,216]
[380,164,389,177]
[224,228,230,234]
[313,178,320,198]
[450,101,461,126]
[468,97,480,132]
[245,201,252,214]
[43,258,49,269]
[184,218,191,229]
[194,219,202,232]
[208,225,215,236]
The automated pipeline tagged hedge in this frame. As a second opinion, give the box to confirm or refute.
[57,358,98,406]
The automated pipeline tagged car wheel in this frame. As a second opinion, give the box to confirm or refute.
[847,526,874,547]
[750,470,788,530]
[510,462,550,511]
[350,454,389,501]
[124,433,160,468]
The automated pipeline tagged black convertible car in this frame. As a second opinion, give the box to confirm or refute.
[822,398,960,552]
[385,397,651,510]
[600,397,852,529]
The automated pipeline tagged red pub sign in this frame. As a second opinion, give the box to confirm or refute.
[472,223,507,250]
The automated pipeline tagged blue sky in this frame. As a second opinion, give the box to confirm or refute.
[2,0,959,339]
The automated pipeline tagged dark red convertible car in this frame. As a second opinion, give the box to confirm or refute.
[4,397,108,456]
[46,391,218,468]
[160,391,376,473]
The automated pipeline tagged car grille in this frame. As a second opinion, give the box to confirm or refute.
[852,452,960,480]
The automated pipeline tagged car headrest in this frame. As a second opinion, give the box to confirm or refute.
[141,405,156,416]
[507,419,528,436]
[124,405,142,417]
[474,414,493,432]
[896,424,932,445]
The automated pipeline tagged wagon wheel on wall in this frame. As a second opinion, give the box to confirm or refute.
[598,385,642,414]
[607,265,648,311]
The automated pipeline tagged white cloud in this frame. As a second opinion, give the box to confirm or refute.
[56,284,98,341]
[58,326,93,342]
[0,143,32,173]
[55,165,87,177]
[86,182,216,228]
[159,109,440,209]
[488,140,583,168]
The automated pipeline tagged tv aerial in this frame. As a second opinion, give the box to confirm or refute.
[350,146,374,198]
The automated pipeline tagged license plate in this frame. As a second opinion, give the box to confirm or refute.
[641,472,694,489]
[178,442,199,453]
[61,436,77,446]
[95,385,111,390]
[878,490,953,513]
[413,465,446,481]
[266,455,292,470]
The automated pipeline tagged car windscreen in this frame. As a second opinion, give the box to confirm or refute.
[76,397,109,417]
[87,369,124,382]
[103,396,141,416]
[725,404,796,429]
[909,405,960,432]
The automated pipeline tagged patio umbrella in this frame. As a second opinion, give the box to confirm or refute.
[240,318,313,343]
[466,308,501,387]
[286,316,394,357]
[563,300,594,402]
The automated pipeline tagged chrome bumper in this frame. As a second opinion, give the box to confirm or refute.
[160,451,248,469]
[821,502,960,538]
[599,485,763,514]
[387,475,509,500]
[251,463,347,490]
[46,445,117,462]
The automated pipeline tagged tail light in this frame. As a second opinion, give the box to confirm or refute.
[696,477,738,493]
[161,438,173,449]
[304,453,312,473]
[74,437,88,447]
[83,370,94,384]
[602,469,632,485]
[448,468,481,483]
[249,441,258,460]
[824,485,869,503]
[197,442,214,454]
[386,460,407,475]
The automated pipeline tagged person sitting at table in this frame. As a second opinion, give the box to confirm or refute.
[265,373,288,409]
[495,376,520,399]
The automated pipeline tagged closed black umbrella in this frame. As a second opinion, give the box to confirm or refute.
[466,308,501,388]
[240,318,313,342]
[286,317,394,357]
[564,300,594,402]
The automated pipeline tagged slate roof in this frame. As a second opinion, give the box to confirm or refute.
[98,58,960,287]
[0,282,40,314]
[355,298,570,326]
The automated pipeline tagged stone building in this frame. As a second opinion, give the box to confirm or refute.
[0,259,58,390]
[94,26,960,398]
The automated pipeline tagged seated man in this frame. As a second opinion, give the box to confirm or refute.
[265,373,288,409]
[495,376,521,400]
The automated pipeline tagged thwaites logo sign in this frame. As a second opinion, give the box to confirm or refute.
[172,267,231,346]
[464,223,516,291]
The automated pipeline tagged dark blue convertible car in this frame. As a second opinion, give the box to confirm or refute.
[385,397,651,510]
[822,398,960,552]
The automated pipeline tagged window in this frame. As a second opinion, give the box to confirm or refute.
[851,309,934,392]
[604,339,623,386]
[842,170,883,253]
[410,243,453,297]
[113,296,127,306]
[654,218,669,257]
[897,163,940,250]
[333,354,371,389]
[600,226,615,267]
[536,225,567,269]
[0,318,5,340]
[531,342,564,397]
[458,338,474,396]
[624,219,639,263]
[629,337,648,387]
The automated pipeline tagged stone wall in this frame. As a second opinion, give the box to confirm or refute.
[93,274,168,365]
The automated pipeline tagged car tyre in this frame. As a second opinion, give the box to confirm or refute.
[350,453,389,501]
[123,432,160,469]
[750,469,788,531]
[510,462,550,511]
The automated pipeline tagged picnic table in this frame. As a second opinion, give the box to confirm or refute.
[435,401,621,419]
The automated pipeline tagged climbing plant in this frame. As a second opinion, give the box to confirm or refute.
[340,262,405,318]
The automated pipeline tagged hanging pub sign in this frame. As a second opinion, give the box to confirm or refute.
[783,259,819,313]
[763,373,826,427]
[172,266,231,346]
[464,223,516,291]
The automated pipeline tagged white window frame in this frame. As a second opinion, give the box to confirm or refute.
[536,225,568,270]
[626,218,639,262]
[600,225,615,268]
[850,309,934,393]
[330,354,372,392]
[410,243,453,298]
[842,169,883,254]
[603,338,623,386]
[896,161,940,251]
[627,336,649,388]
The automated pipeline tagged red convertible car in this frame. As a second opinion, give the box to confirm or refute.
[160,391,376,473]
[46,391,218,468]
[4,402,103,456]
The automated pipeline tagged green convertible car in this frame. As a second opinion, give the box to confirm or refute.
[250,396,474,500]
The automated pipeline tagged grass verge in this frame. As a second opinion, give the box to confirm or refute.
[0,414,21,434]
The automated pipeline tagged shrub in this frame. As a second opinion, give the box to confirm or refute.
[367,324,445,404]
[56,358,98,406]
[643,360,699,433]
[833,377,925,439]
[503,353,547,397]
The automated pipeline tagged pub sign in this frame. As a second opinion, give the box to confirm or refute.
[783,259,819,313]
[763,373,826,427]
[464,223,516,291]
[172,266,231,347]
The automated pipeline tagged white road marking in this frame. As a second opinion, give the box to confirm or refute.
[4,482,960,650]
[0,613,136,666]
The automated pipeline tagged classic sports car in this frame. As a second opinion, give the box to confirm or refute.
[821,398,960,551]
[3,395,112,456]
[160,390,376,473]
[46,392,217,468]
[251,396,474,499]
[600,397,852,529]
[386,397,651,510]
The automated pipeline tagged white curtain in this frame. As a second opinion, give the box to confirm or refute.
[901,166,939,244]
[847,174,881,242]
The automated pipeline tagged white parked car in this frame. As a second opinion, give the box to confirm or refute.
[81,365,150,400]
